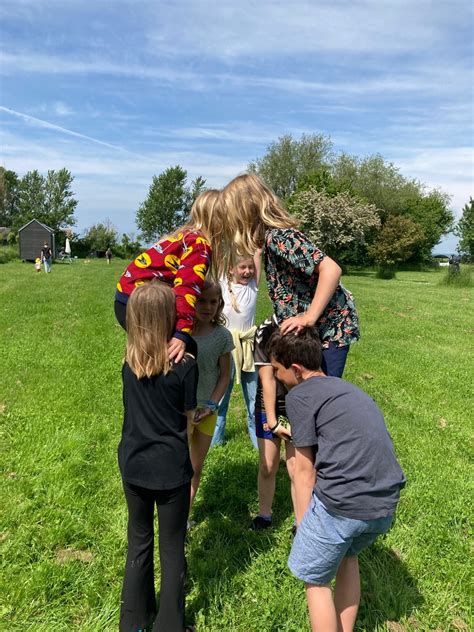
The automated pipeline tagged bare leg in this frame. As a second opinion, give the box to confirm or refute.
[257,437,281,516]
[284,441,296,515]
[189,429,212,510]
[306,583,337,632]
[334,556,360,632]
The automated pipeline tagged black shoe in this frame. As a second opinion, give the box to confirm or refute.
[291,523,297,537]
[250,515,272,531]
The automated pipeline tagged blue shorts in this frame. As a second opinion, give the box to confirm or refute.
[255,410,275,440]
[288,493,394,586]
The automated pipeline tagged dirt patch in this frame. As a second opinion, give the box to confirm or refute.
[56,548,94,564]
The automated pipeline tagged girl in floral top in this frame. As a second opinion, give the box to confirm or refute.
[221,174,359,436]
[115,189,224,363]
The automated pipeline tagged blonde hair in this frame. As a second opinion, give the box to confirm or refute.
[125,282,176,378]
[198,281,226,326]
[170,188,225,280]
[221,173,298,260]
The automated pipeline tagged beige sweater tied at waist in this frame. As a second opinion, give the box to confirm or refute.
[231,326,257,384]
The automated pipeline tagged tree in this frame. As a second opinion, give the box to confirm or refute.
[43,169,78,231]
[331,153,421,219]
[403,189,454,261]
[83,219,118,251]
[10,168,77,232]
[456,197,474,260]
[368,216,425,272]
[248,134,333,198]
[288,188,381,265]
[0,167,20,227]
[136,166,206,242]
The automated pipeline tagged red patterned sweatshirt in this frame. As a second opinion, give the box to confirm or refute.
[115,230,212,334]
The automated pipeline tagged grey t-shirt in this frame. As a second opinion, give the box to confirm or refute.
[286,376,406,520]
[194,325,234,406]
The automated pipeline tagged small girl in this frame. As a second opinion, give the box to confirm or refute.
[34,257,42,272]
[189,281,234,512]
[114,189,224,362]
[118,282,197,632]
[211,252,262,448]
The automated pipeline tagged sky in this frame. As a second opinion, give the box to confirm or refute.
[1,0,473,253]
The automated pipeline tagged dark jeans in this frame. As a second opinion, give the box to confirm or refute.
[120,481,190,632]
[321,343,350,378]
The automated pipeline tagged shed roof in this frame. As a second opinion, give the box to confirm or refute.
[18,218,55,233]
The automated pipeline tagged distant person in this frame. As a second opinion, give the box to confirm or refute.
[449,254,461,273]
[268,329,406,632]
[211,251,262,449]
[118,281,197,632]
[115,189,225,363]
[189,281,233,517]
[106,247,112,264]
[41,242,52,273]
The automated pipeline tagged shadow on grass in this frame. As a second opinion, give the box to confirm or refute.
[357,542,423,631]
[181,446,294,623]
[343,269,377,278]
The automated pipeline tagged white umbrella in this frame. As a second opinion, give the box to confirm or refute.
[65,237,71,255]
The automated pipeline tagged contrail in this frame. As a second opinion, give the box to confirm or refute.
[0,105,149,159]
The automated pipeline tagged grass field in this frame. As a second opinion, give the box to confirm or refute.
[1,259,472,631]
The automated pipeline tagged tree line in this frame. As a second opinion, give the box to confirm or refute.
[1,134,472,265]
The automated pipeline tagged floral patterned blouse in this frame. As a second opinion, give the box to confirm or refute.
[264,228,360,348]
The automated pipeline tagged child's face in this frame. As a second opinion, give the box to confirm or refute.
[195,287,221,323]
[271,358,299,389]
[231,258,255,285]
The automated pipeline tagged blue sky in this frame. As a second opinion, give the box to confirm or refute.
[1,1,473,253]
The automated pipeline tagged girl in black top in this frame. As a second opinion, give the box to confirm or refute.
[118,281,197,632]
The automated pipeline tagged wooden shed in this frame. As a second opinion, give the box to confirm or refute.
[18,219,55,261]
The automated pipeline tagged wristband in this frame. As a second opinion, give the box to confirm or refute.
[267,421,281,433]
[205,399,219,412]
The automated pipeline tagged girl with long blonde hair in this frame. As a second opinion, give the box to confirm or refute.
[118,281,197,632]
[115,188,225,363]
[221,173,359,531]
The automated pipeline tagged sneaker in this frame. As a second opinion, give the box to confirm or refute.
[187,519,196,531]
[250,515,272,531]
[291,523,297,537]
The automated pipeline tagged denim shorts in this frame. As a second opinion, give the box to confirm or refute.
[288,493,394,585]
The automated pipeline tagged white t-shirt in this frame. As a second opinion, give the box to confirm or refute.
[221,277,258,331]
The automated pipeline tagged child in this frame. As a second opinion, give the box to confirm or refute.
[105,247,112,264]
[211,251,262,449]
[250,315,295,531]
[189,281,234,512]
[220,173,359,387]
[115,189,224,362]
[268,329,406,632]
[118,282,197,632]
[34,257,42,272]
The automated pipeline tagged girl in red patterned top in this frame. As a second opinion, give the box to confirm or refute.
[115,189,224,363]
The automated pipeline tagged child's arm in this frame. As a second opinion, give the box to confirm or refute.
[280,256,341,335]
[186,409,196,442]
[194,351,232,422]
[259,365,291,441]
[253,247,263,284]
[294,446,317,525]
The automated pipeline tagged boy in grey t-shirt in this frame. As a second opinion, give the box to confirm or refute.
[267,329,405,632]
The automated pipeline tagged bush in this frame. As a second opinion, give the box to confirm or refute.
[376,265,397,279]
[439,267,472,287]
[0,245,18,263]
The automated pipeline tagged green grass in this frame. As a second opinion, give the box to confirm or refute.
[1,260,472,631]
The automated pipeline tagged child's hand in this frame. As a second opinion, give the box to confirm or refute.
[168,337,186,362]
[280,313,316,335]
[273,423,292,442]
[193,407,212,423]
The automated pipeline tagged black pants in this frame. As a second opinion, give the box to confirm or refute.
[120,481,190,632]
